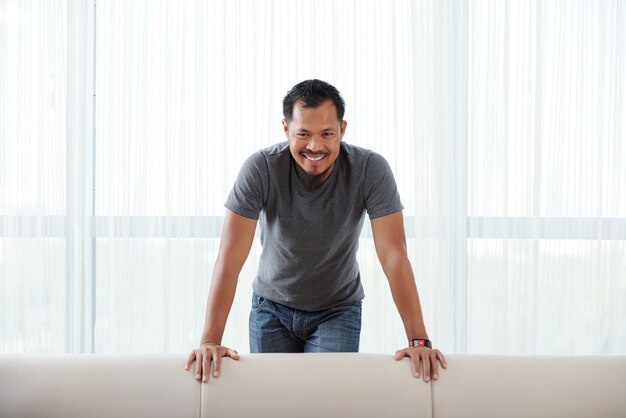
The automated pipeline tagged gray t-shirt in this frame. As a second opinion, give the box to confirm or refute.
[225,141,403,311]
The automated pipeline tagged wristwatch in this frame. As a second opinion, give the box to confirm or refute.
[409,339,432,349]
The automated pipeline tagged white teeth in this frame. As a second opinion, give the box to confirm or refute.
[304,154,324,161]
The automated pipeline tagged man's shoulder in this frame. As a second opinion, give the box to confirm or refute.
[340,142,391,170]
[241,142,289,171]
[260,141,290,158]
[340,142,373,164]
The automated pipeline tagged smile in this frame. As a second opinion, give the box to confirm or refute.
[303,154,326,161]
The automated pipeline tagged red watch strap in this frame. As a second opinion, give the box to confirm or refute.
[409,339,432,349]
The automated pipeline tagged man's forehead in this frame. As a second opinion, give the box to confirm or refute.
[296,98,336,110]
[291,100,340,123]
[290,120,340,131]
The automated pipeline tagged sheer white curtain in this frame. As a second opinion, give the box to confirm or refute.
[1,0,69,352]
[1,0,624,355]
[90,0,464,354]
[467,0,626,354]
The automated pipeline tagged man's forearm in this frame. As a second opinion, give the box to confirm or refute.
[198,211,257,346]
[383,255,429,341]
[200,264,239,345]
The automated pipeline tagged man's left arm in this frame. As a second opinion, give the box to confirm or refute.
[371,210,447,382]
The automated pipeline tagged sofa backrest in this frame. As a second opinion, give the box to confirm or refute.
[0,353,430,418]
[0,354,200,418]
[432,355,626,418]
[202,353,432,418]
[2,353,626,418]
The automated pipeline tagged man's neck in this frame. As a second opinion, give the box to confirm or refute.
[294,160,335,191]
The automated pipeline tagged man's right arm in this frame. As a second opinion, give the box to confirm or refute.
[184,209,257,382]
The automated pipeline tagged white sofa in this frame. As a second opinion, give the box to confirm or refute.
[1,353,625,417]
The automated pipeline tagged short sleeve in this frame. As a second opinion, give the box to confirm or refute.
[362,152,404,219]
[224,152,268,220]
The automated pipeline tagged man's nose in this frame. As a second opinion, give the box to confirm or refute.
[306,135,323,152]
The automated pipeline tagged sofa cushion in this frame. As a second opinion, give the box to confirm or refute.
[200,353,432,418]
[0,354,200,418]
[431,355,626,418]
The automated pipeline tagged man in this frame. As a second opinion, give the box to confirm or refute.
[185,79,446,383]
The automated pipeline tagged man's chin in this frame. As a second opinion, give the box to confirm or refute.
[294,161,334,190]
[301,166,325,176]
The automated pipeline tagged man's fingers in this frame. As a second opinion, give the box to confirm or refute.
[397,347,446,381]
[187,345,240,382]
[437,351,448,369]
[396,349,421,378]
[227,348,241,360]
[430,352,439,380]
[213,350,222,378]
[411,354,420,378]
[202,352,211,383]
[185,350,196,371]
[422,353,431,382]
[194,352,203,381]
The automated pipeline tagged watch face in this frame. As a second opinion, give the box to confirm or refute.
[410,339,431,348]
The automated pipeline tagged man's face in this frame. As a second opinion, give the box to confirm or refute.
[283,99,347,181]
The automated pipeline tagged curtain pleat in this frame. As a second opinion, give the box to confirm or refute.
[1,0,624,355]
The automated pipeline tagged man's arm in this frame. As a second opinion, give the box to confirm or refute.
[370,211,446,382]
[184,209,257,382]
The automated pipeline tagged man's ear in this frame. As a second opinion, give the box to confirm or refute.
[282,119,289,138]
[340,120,347,139]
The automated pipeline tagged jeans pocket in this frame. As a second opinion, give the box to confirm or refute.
[252,293,268,312]
[331,299,362,312]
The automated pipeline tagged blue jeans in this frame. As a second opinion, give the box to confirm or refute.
[249,293,362,353]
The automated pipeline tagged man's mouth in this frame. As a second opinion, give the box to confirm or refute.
[303,153,326,161]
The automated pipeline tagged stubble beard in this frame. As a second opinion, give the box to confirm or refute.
[294,159,335,191]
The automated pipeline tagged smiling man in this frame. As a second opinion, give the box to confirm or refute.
[185,79,446,383]
[286,98,344,189]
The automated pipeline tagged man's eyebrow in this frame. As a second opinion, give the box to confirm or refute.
[295,127,337,133]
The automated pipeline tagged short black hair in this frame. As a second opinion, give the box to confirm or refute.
[283,79,345,123]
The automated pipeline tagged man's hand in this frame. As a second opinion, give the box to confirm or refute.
[185,342,240,383]
[395,346,447,382]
